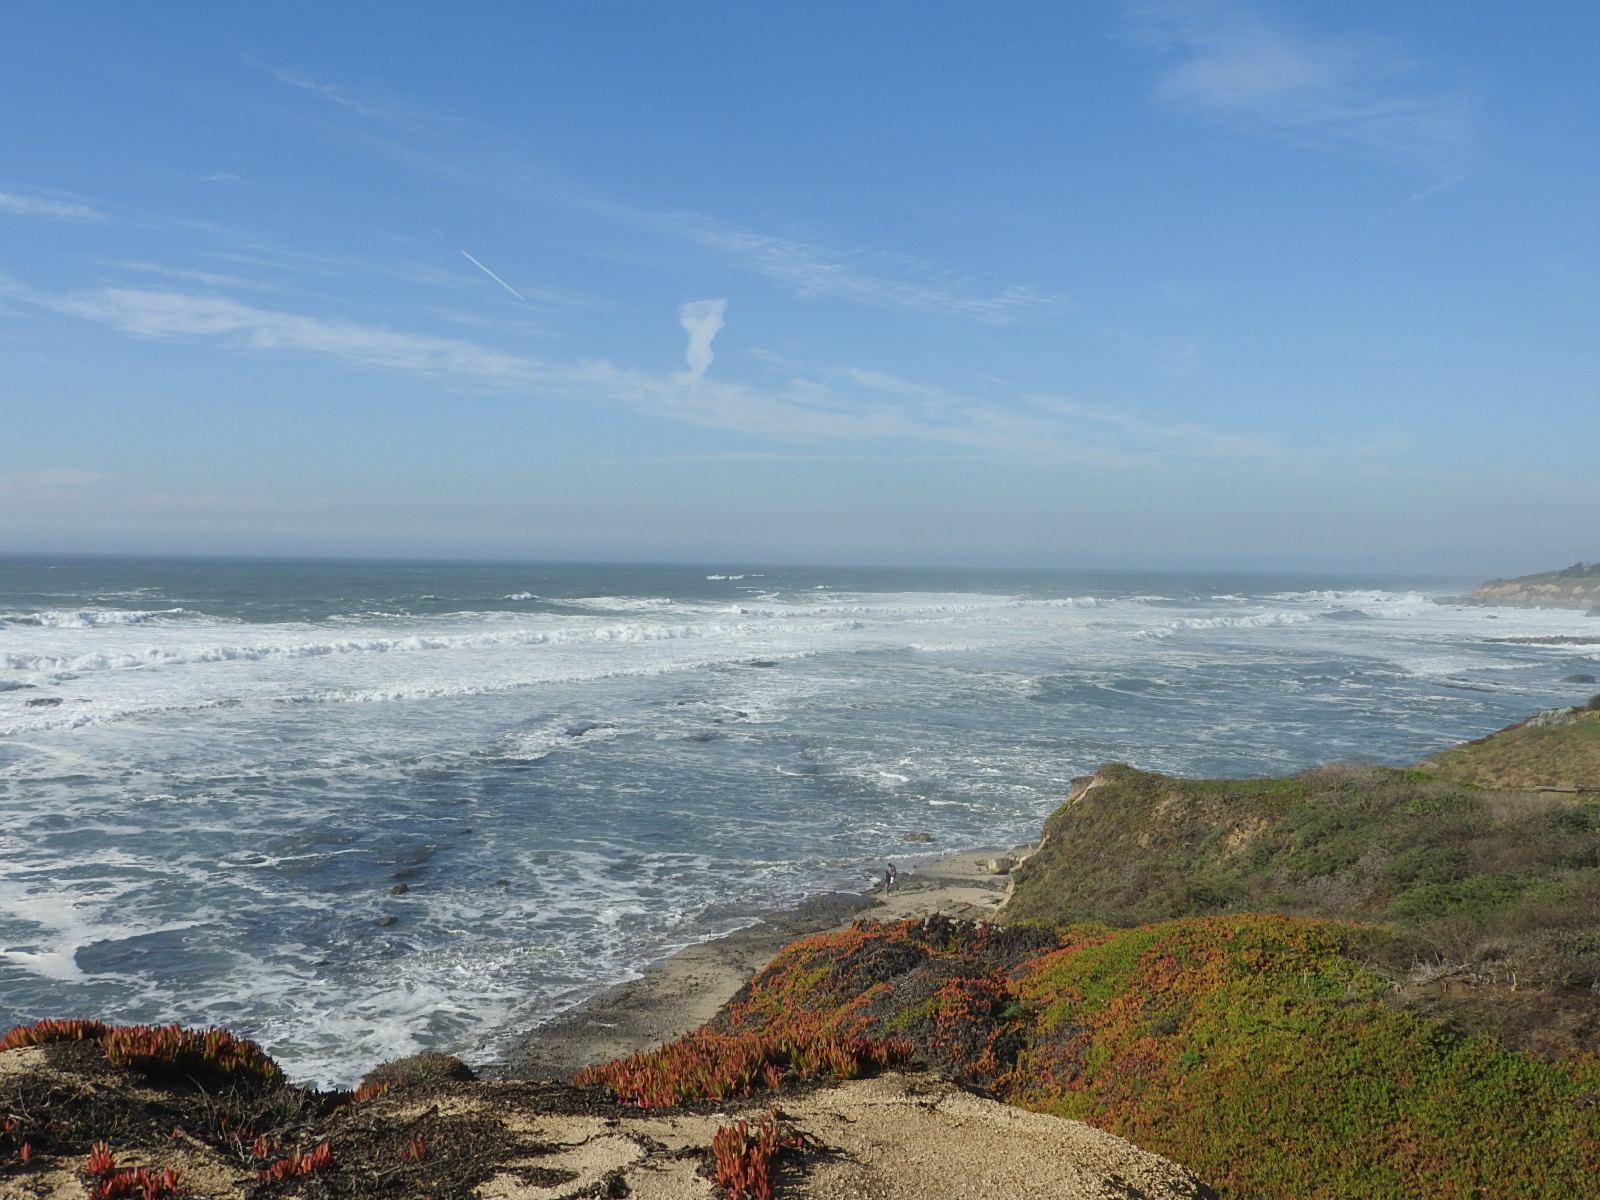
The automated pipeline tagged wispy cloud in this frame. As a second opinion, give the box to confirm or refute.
[17,281,1350,470]
[1123,1,1473,171]
[124,491,331,516]
[1025,393,1284,461]
[266,63,1066,324]
[602,451,985,466]
[828,367,954,403]
[102,261,275,292]
[0,190,103,222]
[0,468,328,524]
[272,69,452,132]
[34,286,542,380]
[0,470,110,495]
[676,216,1067,323]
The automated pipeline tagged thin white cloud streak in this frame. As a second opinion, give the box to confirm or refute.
[1123,1,1473,171]
[265,65,1065,324]
[0,470,111,494]
[0,469,329,523]
[36,287,541,380]
[193,239,599,309]
[459,250,527,300]
[272,69,452,132]
[678,299,726,379]
[103,261,275,292]
[0,190,103,222]
[600,452,984,466]
[125,492,332,516]
[20,282,1350,470]
[676,217,1067,324]
[1024,393,1286,462]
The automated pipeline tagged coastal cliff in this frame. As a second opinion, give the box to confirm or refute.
[8,706,1600,1199]
[1462,560,1600,612]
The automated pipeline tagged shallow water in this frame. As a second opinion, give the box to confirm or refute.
[1,555,1594,1086]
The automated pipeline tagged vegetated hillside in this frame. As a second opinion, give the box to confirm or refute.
[1465,560,1600,611]
[1001,705,1600,1057]
[1418,700,1600,790]
[680,914,1600,1200]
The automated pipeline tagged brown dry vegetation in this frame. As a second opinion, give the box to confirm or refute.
[1418,703,1600,790]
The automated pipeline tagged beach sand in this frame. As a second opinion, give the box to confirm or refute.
[503,847,1025,1080]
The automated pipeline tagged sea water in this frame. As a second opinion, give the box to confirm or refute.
[2,555,1595,1087]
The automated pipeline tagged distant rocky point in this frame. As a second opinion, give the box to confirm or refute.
[1455,561,1600,613]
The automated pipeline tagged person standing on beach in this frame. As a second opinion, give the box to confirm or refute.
[885,863,898,891]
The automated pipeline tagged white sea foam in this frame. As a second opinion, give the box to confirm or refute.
[1135,611,1317,638]
[6,564,1597,1086]
[2,607,206,628]
[3,620,781,677]
[566,595,678,612]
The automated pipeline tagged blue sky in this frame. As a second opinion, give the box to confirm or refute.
[3,1,1595,573]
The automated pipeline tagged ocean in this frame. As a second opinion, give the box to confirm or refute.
[2,554,1595,1088]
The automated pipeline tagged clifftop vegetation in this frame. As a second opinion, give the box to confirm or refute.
[1002,704,1600,1056]
[1419,700,1600,790]
[1465,560,1600,611]
[634,913,1600,1199]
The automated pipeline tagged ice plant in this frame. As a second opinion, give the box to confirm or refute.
[1,1019,283,1088]
[102,1023,284,1087]
[576,1031,911,1107]
[254,1141,332,1181]
[89,1167,187,1199]
[1,1017,110,1051]
[711,1109,811,1200]
[86,1141,117,1175]
[402,1134,428,1162]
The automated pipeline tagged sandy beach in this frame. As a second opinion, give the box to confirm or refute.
[503,846,1028,1079]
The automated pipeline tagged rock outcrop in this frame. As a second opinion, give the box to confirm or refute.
[1462,561,1600,612]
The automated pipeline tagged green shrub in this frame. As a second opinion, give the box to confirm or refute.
[1389,875,1534,921]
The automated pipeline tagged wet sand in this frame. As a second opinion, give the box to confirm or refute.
[503,847,1026,1080]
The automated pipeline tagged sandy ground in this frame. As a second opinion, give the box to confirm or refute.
[504,848,1024,1080]
[1,1046,1215,1200]
[461,1072,1214,1200]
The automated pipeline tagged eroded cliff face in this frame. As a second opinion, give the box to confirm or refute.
[1467,562,1600,612]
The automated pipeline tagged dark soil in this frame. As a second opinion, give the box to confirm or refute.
[0,1042,645,1200]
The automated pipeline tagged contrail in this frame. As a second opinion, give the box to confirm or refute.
[460,250,526,301]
